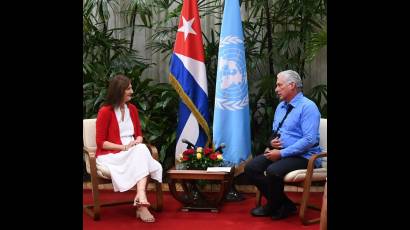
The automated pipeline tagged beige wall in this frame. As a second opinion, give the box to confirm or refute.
[305,47,327,92]
[106,2,327,90]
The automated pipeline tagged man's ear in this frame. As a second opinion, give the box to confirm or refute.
[289,82,297,90]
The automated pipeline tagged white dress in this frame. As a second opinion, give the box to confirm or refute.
[96,105,163,192]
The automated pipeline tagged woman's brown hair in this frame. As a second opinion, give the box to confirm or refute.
[104,74,131,107]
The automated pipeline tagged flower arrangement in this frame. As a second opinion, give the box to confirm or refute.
[178,146,223,170]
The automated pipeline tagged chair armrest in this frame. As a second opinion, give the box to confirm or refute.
[83,148,100,181]
[306,152,327,171]
[304,152,327,184]
[309,152,327,162]
[83,146,96,158]
[146,144,159,161]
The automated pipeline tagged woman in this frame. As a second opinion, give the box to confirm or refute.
[95,74,162,223]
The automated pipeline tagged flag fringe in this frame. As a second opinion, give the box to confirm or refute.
[169,73,211,147]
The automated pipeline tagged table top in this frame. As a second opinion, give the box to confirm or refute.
[167,168,234,180]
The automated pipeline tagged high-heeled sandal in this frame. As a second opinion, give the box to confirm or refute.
[136,209,155,223]
[133,198,151,207]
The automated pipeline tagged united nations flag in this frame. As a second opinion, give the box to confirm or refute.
[213,0,251,166]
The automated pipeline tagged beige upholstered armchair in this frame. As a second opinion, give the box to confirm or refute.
[83,118,163,220]
[256,118,327,225]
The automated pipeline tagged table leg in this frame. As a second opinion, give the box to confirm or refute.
[168,179,229,212]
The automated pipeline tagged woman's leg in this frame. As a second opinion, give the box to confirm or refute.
[136,206,155,222]
[134,176,150,206]
[134,176,155,222]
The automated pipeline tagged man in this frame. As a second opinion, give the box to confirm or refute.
[245,70,322,220]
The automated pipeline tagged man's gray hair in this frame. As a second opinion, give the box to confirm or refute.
[278,70,303,88]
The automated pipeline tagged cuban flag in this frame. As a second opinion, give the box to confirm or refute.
[169,0,210,161]
[213,0,251,166]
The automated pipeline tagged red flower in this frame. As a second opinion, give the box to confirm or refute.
[179,145,224,169]
[204,147,213,155]
[183,149,195,155]
[182,155,190,161]
[209,153,218,160]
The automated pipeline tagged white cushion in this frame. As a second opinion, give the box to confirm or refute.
[83,154,111,179]
[319,118,327,168]
[96,164,111,179]
[83,154,91,174]
[83,118,111,179]
[319,118,327,152]
[284,168,327,183]
[83,119,97,149]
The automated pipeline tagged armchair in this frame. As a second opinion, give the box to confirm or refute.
[256,118,327,225]
[83,118,163,220]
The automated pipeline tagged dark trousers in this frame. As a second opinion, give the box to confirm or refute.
[245,154,308,210]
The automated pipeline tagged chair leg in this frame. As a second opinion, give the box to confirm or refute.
[84,200,134,221]
[86,155,102,220]
[298,191,320,224]
[83,177,101,220]
[92,184,101,220]
[299,186,310,224]
[320,182,327,230]
[84,181,134,220]
[84,157,134,220]
[153,181,163,211]
[298,182,321,225]
[145,179,163,212]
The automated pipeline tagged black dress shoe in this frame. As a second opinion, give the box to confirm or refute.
[251,206,272,217]
[271,202,297,220]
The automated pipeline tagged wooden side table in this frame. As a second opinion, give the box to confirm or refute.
[167,168,234,212]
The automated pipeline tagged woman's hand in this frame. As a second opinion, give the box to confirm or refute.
[135,136,143,144]
[126,141,138,149]
[125,136,144,149]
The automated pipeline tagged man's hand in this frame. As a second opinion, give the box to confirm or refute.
[270,137,282,149]
[264,149,282,161]
[263,147,270,154]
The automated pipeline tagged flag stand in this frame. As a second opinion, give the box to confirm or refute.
[224,183,245,201]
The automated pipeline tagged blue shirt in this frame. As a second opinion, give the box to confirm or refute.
[272,92,322,167]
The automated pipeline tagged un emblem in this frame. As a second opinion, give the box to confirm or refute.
[215,36,249,111]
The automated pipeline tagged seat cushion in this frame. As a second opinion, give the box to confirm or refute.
[83,153,111,179]
[96,163,111,179]
[283,168,327,183]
